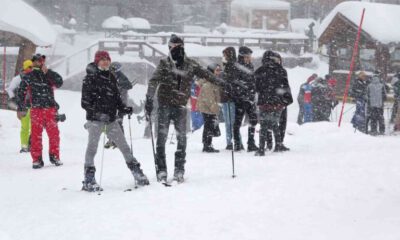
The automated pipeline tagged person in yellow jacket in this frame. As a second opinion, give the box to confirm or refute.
[6,60,33,153]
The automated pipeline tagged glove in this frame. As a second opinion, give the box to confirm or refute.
[17,111,27,120]
[145,95,153,118]
[95,113,110,123]
[121,106,133,115]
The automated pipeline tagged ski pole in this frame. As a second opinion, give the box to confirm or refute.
[227,103,236,178]
[98,124,107,195]
[148,116,158,176]
[128,114,133,154]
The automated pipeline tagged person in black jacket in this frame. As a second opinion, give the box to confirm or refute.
[254,51,293,156]
[232,46,258,152]
[81,51,149,191]
[350,71,369,133]
[17,54,63,169]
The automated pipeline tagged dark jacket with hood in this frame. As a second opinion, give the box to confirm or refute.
[255,53,293,110]
[351,78,369,100]
[233,47,256,103]
[17,68,63,111]
[146,56,221,107]
[81,62,125,122]
[221,47,239,103]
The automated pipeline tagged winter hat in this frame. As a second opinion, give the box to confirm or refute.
[207,63,221,73]
[262,50,280,64]
[168,34,184,48]
[23,60,33,71]
[223,47,237,62]
[307,73,318,83]
[358,71,367,79]
[31,53,46,62]
[94,51,111,65]
[238,46,253,56]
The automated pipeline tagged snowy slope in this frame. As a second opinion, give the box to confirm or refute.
[1,66,400,240]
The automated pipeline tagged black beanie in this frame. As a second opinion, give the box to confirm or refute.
[169,34,184,48]
[239,46,253,56]
[207,63,220,73]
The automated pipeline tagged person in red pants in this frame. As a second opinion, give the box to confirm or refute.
[17,54,63,169]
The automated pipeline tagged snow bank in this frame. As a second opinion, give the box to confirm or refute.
[126,18,151,30]
[0,0,56,46]
[232,0,290,10]
[318,1,400,44]
[102,16,130,30]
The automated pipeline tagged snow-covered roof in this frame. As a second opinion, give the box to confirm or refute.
[318,1,400,44]
[102,16,130,29]
[0,0,56,46]
[290,18,318,34]
[232,0,290,10]
[126,18,151,30]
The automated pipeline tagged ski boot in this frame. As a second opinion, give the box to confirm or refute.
[82,166,103,192]
[49,154,63,166]
[225,143,233,150]
[173,168,185,183]
[32,156,44,169]
[203,145,220,153]
[127,162,149,186]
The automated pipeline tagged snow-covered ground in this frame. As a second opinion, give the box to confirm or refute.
[1,65,400,240]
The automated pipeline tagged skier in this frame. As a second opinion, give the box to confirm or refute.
[351,71,369,133]
[221,47,243,150]
[298,74,317,124]
[145,34,225,183]
[366,73,386,135]
[6,60,33,153]
[104,62,142,149]
[81,51,149,191]
[255,51,293,156]
[17,54,63,169]
[196,63,222,153]
[232,46,258,152]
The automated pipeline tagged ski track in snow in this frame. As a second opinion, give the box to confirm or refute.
[1,67,400,240]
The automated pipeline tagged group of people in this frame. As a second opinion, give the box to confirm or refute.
[144,34,293,183]
[297,73,338,124]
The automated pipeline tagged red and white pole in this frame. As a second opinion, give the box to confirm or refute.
[2,46,6,109]
[338,8,366,127]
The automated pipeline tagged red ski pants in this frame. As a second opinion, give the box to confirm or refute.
[30,107,60,162]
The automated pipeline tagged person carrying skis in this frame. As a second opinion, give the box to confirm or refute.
[145,34,225,183]
[81,51,149,191]
[254,51,293,156]
[17,54,63,169]
[350,71,369,133]
[196,63,222,153]
[366,73,387,135]
[6,60,33,153]
[232,46,258,152]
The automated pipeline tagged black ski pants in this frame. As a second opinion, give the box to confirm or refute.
[233,101,258,146]
[369,107,385,134]
[202,113,219,147]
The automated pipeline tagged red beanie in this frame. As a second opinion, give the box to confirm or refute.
[94,51,111,65]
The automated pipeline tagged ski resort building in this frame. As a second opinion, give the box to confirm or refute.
[318,1,400,93]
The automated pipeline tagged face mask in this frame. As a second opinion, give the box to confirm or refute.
[98,66,109,71]
[170,46,185,63]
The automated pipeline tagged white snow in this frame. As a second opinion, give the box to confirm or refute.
[318,1,400,44]
[232,0,290,10]
[290,18,319,34]
[0,0,56,46]
[102,16,130,30]
[126,18,151,30]
[1,59,400,239]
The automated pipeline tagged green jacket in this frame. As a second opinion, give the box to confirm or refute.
[147,57,222,106]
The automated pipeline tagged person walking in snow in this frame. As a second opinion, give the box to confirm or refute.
[254,51,293,156]
[298,74,317,124]
[232,46,258,152]
[17,54,63,169]
[351,71,369,133]
[81,51,149,191]
[144,34,225,183]
[196,63,222,153]
[104,62,143,149]
[366,73,387,135]
[6,60,33,153]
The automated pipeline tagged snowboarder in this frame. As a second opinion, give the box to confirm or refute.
[196,63,222,153]
[232,46,258,152]
[17,54,63,169]
[6,60,33,153]
[81,51,149,191]
[145,34,225,183]
[254,51,293,156]
[351,71,369,133]
[366,73,386,135]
